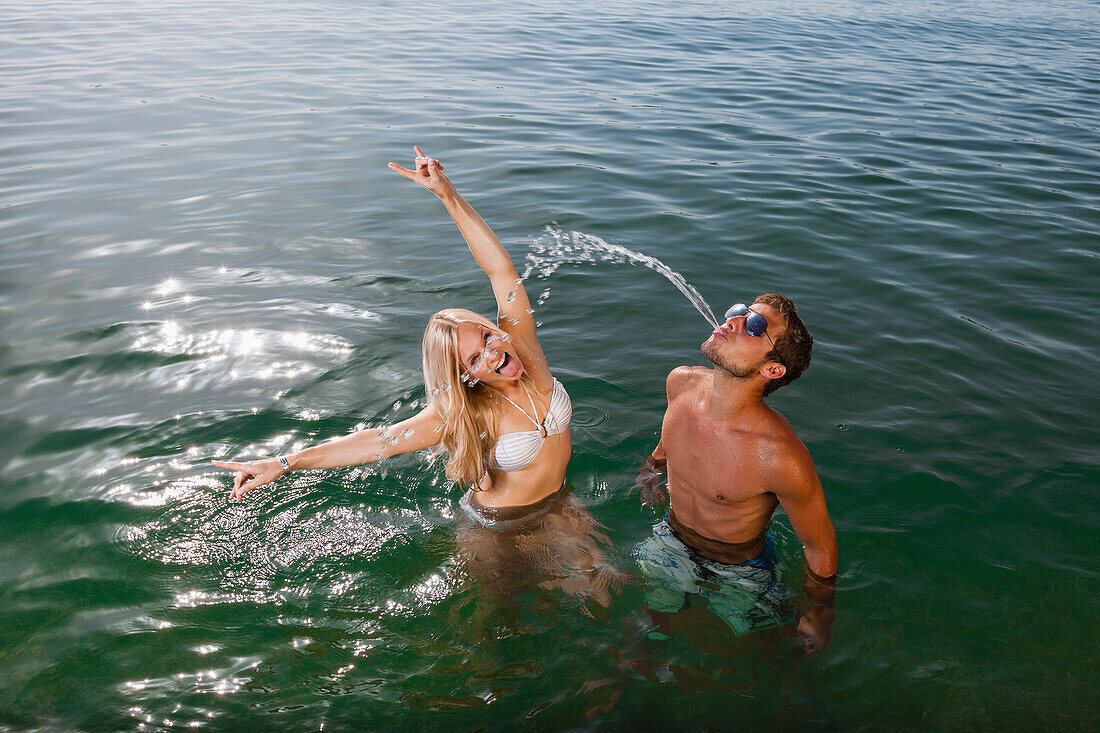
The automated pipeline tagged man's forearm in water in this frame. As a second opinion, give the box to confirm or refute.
[636,453,668,506]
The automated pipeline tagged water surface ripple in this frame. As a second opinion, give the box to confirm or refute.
[1,0,1098,729]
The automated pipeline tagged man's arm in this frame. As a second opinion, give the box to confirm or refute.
[636,439,668,508]
[774,448,838,653]
[636,367,698,508]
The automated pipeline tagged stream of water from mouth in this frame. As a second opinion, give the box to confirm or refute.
[524,226,722,330]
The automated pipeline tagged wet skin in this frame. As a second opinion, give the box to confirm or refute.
[656,367,808,545]
[642,300,838,652]
[453,321,572,506]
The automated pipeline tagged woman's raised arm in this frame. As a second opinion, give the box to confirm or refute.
[388,148,548,379]
[212,402,443,502]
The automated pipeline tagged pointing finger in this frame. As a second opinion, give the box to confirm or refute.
[212,460,246,471]
[387,162,417,179]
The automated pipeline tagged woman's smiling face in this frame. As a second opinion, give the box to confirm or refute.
[455,321,523,386]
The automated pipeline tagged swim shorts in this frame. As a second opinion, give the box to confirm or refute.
[635,519,796,635]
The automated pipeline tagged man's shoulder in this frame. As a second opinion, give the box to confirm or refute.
[759,407,810,453]
[666,365,709,398]
[759,411,820,495]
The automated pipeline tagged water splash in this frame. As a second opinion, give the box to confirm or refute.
[523,226,721,330]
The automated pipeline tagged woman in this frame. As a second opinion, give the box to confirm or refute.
[213,148,617,606]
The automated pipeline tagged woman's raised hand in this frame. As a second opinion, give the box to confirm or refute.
[211,458,284,502]
[388,146,454,197]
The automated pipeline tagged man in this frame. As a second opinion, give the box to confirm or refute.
[635,293,837,652]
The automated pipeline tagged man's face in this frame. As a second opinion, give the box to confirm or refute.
[701,300,786,378]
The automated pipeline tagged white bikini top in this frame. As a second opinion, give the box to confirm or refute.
[492,378,572,472]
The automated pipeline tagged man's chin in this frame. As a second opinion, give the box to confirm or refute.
[700,339,720,365]
[701,341,758,379]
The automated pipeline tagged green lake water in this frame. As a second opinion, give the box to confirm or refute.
[1,0,1098,729]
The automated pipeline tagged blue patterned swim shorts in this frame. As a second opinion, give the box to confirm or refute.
[635,519,796,635]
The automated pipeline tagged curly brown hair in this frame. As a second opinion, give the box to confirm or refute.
[754,293,813,396]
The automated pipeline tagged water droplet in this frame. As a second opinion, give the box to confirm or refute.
[506,290,516,303]
[526,308,535,314]
[836,424,850,432]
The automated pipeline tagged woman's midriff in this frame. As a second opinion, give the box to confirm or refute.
[475,432,570,508]
[467,482,570,521]
[667,505,766,565]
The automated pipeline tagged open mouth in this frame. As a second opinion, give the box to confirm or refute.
[494,352,521,377]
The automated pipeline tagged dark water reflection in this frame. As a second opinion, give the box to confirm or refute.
[2,0,1099,728]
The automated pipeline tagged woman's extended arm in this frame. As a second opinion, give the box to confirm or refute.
[388,148,549,383]
[212,403,443,502]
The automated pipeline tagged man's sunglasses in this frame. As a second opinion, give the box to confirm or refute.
[723,303,787,369]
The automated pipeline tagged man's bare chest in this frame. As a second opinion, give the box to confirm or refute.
[663,410,775,504]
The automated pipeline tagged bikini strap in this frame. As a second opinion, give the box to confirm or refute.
[496,382,543,431]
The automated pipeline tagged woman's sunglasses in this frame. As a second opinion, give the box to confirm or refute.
[723,304,787,368]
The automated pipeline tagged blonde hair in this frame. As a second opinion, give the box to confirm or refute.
[422,308,535,489]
